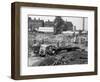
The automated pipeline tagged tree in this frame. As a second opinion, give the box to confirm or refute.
[54,16,64,34]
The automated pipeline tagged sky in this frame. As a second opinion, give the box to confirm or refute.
[29,15,88,31]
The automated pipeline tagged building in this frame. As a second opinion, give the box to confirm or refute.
[64,21,73,31]
[62,31,74,36]
[44,20,54,27]
[37,27,54,33]
[28,17,74,34]
[28,17,44,32]
[28,17,33,32]
[32,18,44,31]
[53,16,73,34]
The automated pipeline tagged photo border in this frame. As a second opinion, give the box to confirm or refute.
[11,2,98,80]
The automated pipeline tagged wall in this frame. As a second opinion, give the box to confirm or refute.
[0,0,100,82]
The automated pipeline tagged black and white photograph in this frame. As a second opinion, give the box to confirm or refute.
[28,15,88,66]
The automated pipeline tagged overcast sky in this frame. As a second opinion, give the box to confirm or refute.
[29,15,88,31]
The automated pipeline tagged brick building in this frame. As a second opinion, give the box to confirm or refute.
[28,16,73,34]
[44,20,54,27]
[28,17,44,32]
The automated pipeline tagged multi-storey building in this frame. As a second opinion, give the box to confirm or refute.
[44,20,54,27]
[28,17,44,32]
[28,16,73,34]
